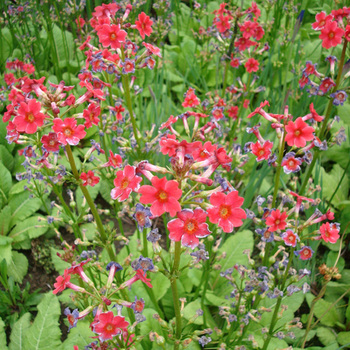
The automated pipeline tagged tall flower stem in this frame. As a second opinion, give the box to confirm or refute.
[171,241,182,350]
[261,247,295,350]
[120,47,142,150]
[299,40,348,195]
[262,130,286,267]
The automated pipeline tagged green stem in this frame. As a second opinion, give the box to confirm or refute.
[120,48,142,150]
[171,241,182,350]
[300,40,348,195]
[261,247,295,350]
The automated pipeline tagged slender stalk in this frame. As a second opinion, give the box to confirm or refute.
[120,48,142,149]
[171,241,182,350]
[300,40,348,195]
[261,247,295,350]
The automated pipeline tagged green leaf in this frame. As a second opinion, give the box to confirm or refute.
[75,183,100,211]
[50,247,70,275]
[9,313,31,350]
[182,299,203,325]
[9,216,49,244]
[0,317,8,350]
[0,235,13,263]
[0,145,14,172]
[306,294,340,327]
[338,332,350,346]
[0,162,12,202]
[60,320,94,350]
[9,192,42,228]
[0,206,12,235]
[7,252,28,283]
[139,308,164,348]
[316,327,338,346]
[151,272,170,301]
[23,293,62,350]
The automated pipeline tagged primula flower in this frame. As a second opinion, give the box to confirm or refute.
[207,191,246,233]
[250,140,273,161]
[138,176,182,217]
[93,311,129,342]
[80,170,100,187]
[295,246,314,260]
[285,117,314,147]
[133,203,152,230]
[159,134,179,157]
[312,11,333,30]
[111,165,142,202]
[97,24,127,49]
[53,118,86,146]
[215,15,231,33]
[83,103,100,128]
[319,21,344,49]
[240,20,258,39]
[167,208,211,249]
[13,99,47,134]
[245,58,259,73]
[282,230,299,247]
[64,308,79,331]
[143,42,162,57]
[281,153,302,174]
[228,106,239,119]
[265,209,288,232]
[318,77,335,94]
[41,132,60,152]
[135,12,153,39]
[121,59,135,74]
[103,150,123,168]
[230,57,240,68]
[182,91,200,108]
[192,141,217,162]
[330,90,348,106]
[320,222,340,243]
[110,103,125,121]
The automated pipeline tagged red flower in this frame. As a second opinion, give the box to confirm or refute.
[318,77,335,94]
[235,37,255,51]
[53,118,86,146]
[281,154,302,174]
[159,134,179,157]
[93,311,129,342]
[80,170,100,187]
[230,57,240,68]
[345,25,350,41]
[309,103,324,122]
[312,11,333,30]
[111,165,142,202]
[143,42,162,57]
[228,106,239,119]
[138,176,182,217]
[41,132,60,152]
[285,117,314,147]
[182,90,200,108]
[103,150,122,168]
[160,115,178,130]
[207,191,246,233]
[97,24,127,49]
[243,99,250,109]
[295,246,314,260]
[282,230,299,247]
[240,20,258,39]
[245,58,259,73]
[215,15,231,33]
[319,21,344,49]
[110,103,125,121]
[192,141,217,162]
[250,140,273,161]
[83,103,100,128]
[53,270,71,294]
[135,12,153,39]
[319,222,340,243]
[167,208,211,249]
[13,99,46,134]
[265,209,288,232]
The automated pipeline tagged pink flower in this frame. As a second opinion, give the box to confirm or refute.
[53,270,71,294]
[41,132,60,152]
[215,15,231,33]
[111,165,142,202]
[281,154,302,174]
[320,222,340,243]
[245,58,259,73]
[93,311,129,342]
[285,117,314,147]
[312,11,333,30]
[295,246,314,260]
[159,134,179,157]
[138,176,182,217]
[250,140,273,161]
[282,229,299,247]
[135,12,153,39]
[167,208,211,249]
[265,209,288,232]
[80,170,100,187]
[319,21,344,49]
[97,24,127,49]
[53,118,86,146]
[103,150,122,168]
[182,90,200,108]
[207,191,246,233]
[83,103,100,128]
[143,42,162,57]
[13,99,47,134]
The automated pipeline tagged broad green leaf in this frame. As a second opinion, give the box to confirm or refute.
[9,192,42,228]
[75,182,100,211]
[0,145,14,172]
[9,313,31,350]
[0,235,13,263]
[139,308,164,348]
[0,162,12,202]
[7,252,28,283]
[60,320,94,350]
[9,216,49,244]
[182,299,203,325]
[316,327,338,346]
[50,247,70,275]
[23,293,62,350]
[338,332,350,346]
[0,205,12,235]
[151,272,170,301]
[0,317,8,350]
[306,294,340,327]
